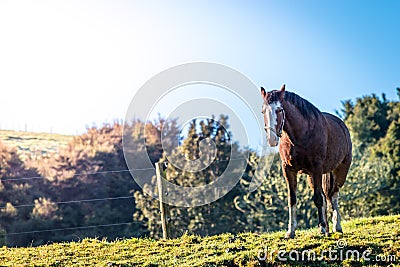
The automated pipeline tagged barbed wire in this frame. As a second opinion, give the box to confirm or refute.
[1,156,399,241]
[0,184,247,211]
[0,168,148,182]
[1,187,399,238]
[0,195,134,210]
[1,181,398,212]
[0,157,249,183]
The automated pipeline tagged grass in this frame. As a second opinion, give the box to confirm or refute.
[0,130,73,159]
[0,130,398,266]
[0,215,398,266]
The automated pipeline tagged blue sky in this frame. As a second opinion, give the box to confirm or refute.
[0,0,399,135]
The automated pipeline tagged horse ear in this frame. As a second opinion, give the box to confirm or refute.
[279,84,285,101]
[261,87,266,98]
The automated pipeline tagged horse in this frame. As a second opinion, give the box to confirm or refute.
[260,84,352,238]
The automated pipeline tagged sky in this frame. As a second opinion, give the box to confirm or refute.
[0,0,399,136]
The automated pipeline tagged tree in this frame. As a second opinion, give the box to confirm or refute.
[134,116,249,238]
[0,141,49,246]
[343,94,389,152]
[0,121,164,246]
[340,89,400,217]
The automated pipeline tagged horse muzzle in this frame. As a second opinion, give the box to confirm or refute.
[265,126,280,147]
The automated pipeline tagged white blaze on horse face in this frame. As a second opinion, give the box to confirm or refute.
[264,101,281,147]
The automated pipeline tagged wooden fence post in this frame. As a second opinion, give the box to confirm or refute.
[156,162,170,239]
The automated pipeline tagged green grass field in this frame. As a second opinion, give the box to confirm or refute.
[0,130,73,159]
[0,215,398,266]
[0,130,398,266]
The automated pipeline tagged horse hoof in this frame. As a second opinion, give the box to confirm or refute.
[285,232,295,239]
[319,226,327,235]
[333,228,343,233]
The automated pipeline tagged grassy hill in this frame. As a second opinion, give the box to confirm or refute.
[0,215,398,266]
[0,130,73,159]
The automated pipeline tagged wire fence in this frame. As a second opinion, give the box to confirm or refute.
[0,163,248,243]
[0,157,243,182]
[0,195,135,210]
[1,168,148,182]
[0,163,399,244]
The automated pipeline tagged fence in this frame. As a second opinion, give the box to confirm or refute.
[0,161,399,245]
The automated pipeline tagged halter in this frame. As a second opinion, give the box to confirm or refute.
[264,108,285,138]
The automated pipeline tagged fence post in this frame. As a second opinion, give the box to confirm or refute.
[156,162,170,239]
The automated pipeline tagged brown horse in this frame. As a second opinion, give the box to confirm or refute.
[260,84,352,238]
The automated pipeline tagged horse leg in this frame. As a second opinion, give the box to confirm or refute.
[330,158,351,233]
[331,190,342,233]
[312,169,328,235]
[323,174,342,233]
[322,172,334,235]
[283,166,297,239]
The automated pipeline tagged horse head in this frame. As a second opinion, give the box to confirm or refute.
[260,84,286,147]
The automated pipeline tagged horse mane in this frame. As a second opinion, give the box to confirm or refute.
[284,91,321,120]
